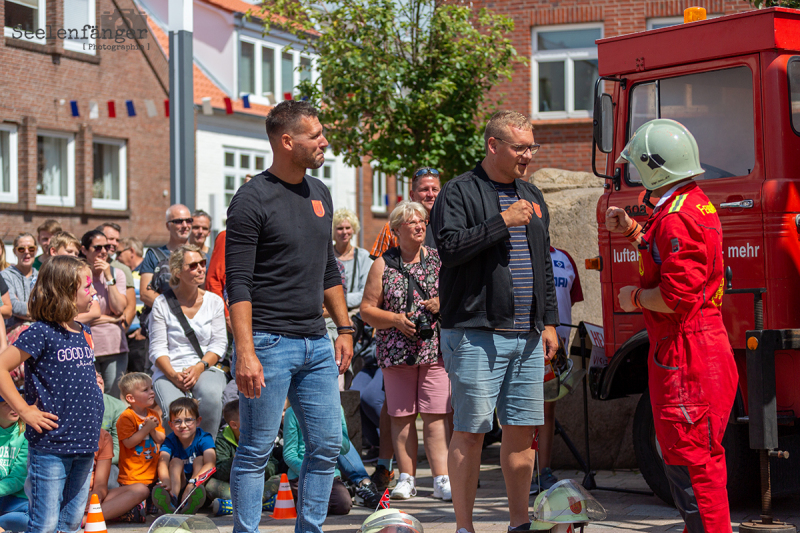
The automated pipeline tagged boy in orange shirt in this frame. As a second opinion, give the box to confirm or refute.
[116,373,165,491]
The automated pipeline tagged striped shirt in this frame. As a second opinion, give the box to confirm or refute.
[493,181,534,331]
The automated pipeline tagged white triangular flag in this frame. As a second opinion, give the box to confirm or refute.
[202,97,213,115]
[264,92,276,105]
[144,99,158,117]
[89,101,99,119]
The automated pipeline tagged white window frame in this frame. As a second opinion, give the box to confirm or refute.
[237,35,316,106]
[531,23,602,120]
[36,131,75,208]
[398,174,410,203]
[4,0,47,44]
[223,147,269,207]
[91,137,127,210]
[371,166,388,214]
[309,158,334,196]
[0,124,19,204]
[63,0,97,54]
[647,14,721,30]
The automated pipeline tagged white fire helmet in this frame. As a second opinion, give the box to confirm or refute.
[616,118,704,191]
[527,479,606,532]
[357,509,424,533]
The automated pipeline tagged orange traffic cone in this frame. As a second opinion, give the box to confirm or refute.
[84,493,108,533]
[270,473,297,520]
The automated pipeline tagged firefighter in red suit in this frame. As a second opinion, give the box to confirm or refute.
[605,119,738,533]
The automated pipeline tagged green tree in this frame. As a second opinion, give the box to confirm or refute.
[748,0,800,7]
[252,0,521,179]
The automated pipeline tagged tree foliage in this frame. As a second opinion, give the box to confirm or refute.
[252,0,521,179]
[748,0,800,7]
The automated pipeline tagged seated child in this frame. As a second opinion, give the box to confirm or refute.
[0,393,28,532]
[206,400,280,516]
[152,398,216,515]
[116,373,165,493]
[88,429,149,523]
[96,372,127,468]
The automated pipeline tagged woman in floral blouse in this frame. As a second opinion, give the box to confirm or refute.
[361,201,452,502]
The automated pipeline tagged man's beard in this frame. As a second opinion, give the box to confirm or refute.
[295,147,323,170]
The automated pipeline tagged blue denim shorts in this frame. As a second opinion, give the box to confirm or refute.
[441,328,544,433]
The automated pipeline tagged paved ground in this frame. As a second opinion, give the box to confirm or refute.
[103,438,800,533]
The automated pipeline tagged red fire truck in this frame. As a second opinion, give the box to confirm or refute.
[588,7,800,504]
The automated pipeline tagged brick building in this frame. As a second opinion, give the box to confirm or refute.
[1,0,172,247]
[355,0,756,249]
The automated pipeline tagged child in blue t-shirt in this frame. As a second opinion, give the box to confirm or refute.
[152,397,216,515]
[0,255,104,533]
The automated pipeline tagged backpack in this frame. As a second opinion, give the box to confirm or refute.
[138,247,171,338]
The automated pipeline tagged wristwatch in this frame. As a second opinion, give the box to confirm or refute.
[105,277,116,286]
[200,361,209,371]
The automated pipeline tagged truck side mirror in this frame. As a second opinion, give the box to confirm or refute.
[593,93,614,154]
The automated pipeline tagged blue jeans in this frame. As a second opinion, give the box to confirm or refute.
[0,495,29,532]
[337,442,369,486]
[25,449,94,533]
[231,332,341,533]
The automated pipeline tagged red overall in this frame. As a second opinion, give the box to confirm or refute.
[639,182,738,533]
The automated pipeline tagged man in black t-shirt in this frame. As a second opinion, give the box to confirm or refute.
[226,101,353,533]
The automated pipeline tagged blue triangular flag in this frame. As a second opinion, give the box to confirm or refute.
[126,100,136,117]
[70,101,80,117]
[242,95,251,108]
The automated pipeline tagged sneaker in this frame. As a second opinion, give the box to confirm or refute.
[354,480,382,508]
[361,446,380,464]
[432,476,452,501]
[116,501,146,523]
[180,486,206,514]
[151,485,176,515]
[390,476,416,500]
[262,493,276,513]
[529,467,559,495]
[212,498,233,516]
[508,523,531,532]
[371,465,396,492]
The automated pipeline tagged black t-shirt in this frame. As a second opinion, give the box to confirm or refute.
[0,275,7,296]
[225,171,341,336]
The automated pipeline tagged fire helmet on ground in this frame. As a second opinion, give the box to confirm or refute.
[357,509,424,533]
[616,118,704,191]
[532,479,606,524]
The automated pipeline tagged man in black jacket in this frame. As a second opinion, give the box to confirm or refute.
[431,110,559,533]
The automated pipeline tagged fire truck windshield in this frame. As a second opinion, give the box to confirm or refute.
[790,58,800,134]
[626,66,755,183]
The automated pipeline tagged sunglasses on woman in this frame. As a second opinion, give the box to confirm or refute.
[16,246,37,254]
[90,244,113,252]
[186,259,207,271]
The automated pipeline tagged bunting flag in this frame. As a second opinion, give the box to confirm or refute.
[107,101,117,118]
[125,100,136,117]
[89,101,99,119]
[531,427,539,451]
[384,194,389,207]
[201,97,213,116]
[164,99,170,117]
[264,92,276,105]
[242,94,251,108]
[70,101,80,117]
[144,99,158,117]
[377,489,390,510]
[283,92,293,101]
[224,97,234,114]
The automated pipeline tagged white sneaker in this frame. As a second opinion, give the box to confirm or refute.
[432,475,452,501]
[390,476,416,500]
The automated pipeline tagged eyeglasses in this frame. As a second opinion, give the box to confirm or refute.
[402,220,428,228]
[186,259,207,271]
[169,217,194,226]
[494,137,541,156]
[172,417,196,427]
[16,246,37,254]
[413,168,440,179]
[90,244,113,252]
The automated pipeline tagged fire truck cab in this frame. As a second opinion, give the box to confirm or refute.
[590,7,800,504]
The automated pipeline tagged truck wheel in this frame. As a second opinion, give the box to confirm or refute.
[633,389,758,507]
[632,389,674,506]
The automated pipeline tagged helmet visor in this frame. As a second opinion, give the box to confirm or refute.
[533,480,607,523]
[358,510,424,533]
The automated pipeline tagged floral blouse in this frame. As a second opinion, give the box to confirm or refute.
[375,246,441,368]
